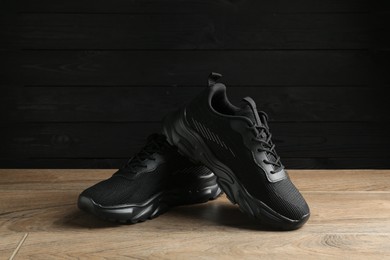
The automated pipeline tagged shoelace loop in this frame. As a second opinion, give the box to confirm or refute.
[247,111,284,174]
[124,134,169,171]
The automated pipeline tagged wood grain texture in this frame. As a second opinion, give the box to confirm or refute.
[1,169,389,192]
[2,157,390,170]
[2,85,389,122]
[0,233,26,260]
[2,0,389,169]
[4,50,376,86]
[0,170,389,259]
[12,230,390,259]
[5,13,368,49]
[1,122,389,158]
[13,0,370,13]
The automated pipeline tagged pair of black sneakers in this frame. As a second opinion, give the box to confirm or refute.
[78,73,310,230]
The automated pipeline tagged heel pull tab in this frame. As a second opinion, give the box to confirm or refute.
[208,72,223,87]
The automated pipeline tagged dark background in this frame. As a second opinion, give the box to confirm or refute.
[1,0,389,169]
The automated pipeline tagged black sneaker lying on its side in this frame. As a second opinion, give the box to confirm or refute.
[78,133,221,224]
[162,73,310,230]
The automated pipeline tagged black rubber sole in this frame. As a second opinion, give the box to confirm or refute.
[162,108,309,230]
[78,182,222,224]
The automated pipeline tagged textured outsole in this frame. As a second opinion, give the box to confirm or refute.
[78,183,222,224]
[162,108,309,230]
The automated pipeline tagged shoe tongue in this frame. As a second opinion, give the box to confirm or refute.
[237,97,262,126]
[238,98,268,141]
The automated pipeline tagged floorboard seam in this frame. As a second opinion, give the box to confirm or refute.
[9,233,28,260]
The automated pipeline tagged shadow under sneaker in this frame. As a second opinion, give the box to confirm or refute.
[162,73,310,230]
[78,133,221,224]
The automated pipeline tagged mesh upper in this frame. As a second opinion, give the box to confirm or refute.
[80,170,164,206]
[186,85,310,221]
[79,135,214,206]
[263,178,309,220]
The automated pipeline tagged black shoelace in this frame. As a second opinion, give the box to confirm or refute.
[123,134,169,170]
[246,111,283,173]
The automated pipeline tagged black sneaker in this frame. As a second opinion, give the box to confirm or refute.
[162,73,310,230]
[78,133,221,223]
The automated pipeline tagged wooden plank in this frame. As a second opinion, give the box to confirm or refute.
[374,13,390,51]
[1,169,389,192]
[0,122,389,158]
[1,193,390,258]
[0,158,127,169]
[0,13,19,50]
[1,190,390,230]
[0,170,389,258]
[372,51,390,84]
[291,170,390,192]
[4,13,369,50]
[0,169,116,191]
[12,230,390,259]
[1,157,390,169]
[0,233,27,260]
[14,0,369,13]
[5,50,375,85]
[282,158,390,169]
[1,85,389,122]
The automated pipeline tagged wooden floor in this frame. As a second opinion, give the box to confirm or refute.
[1,170,389,259]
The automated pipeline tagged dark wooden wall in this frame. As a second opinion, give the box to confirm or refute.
[1,0,389,169]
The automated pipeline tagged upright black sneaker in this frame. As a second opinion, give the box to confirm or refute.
[78,134,221,223]
[162,73,310,230]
